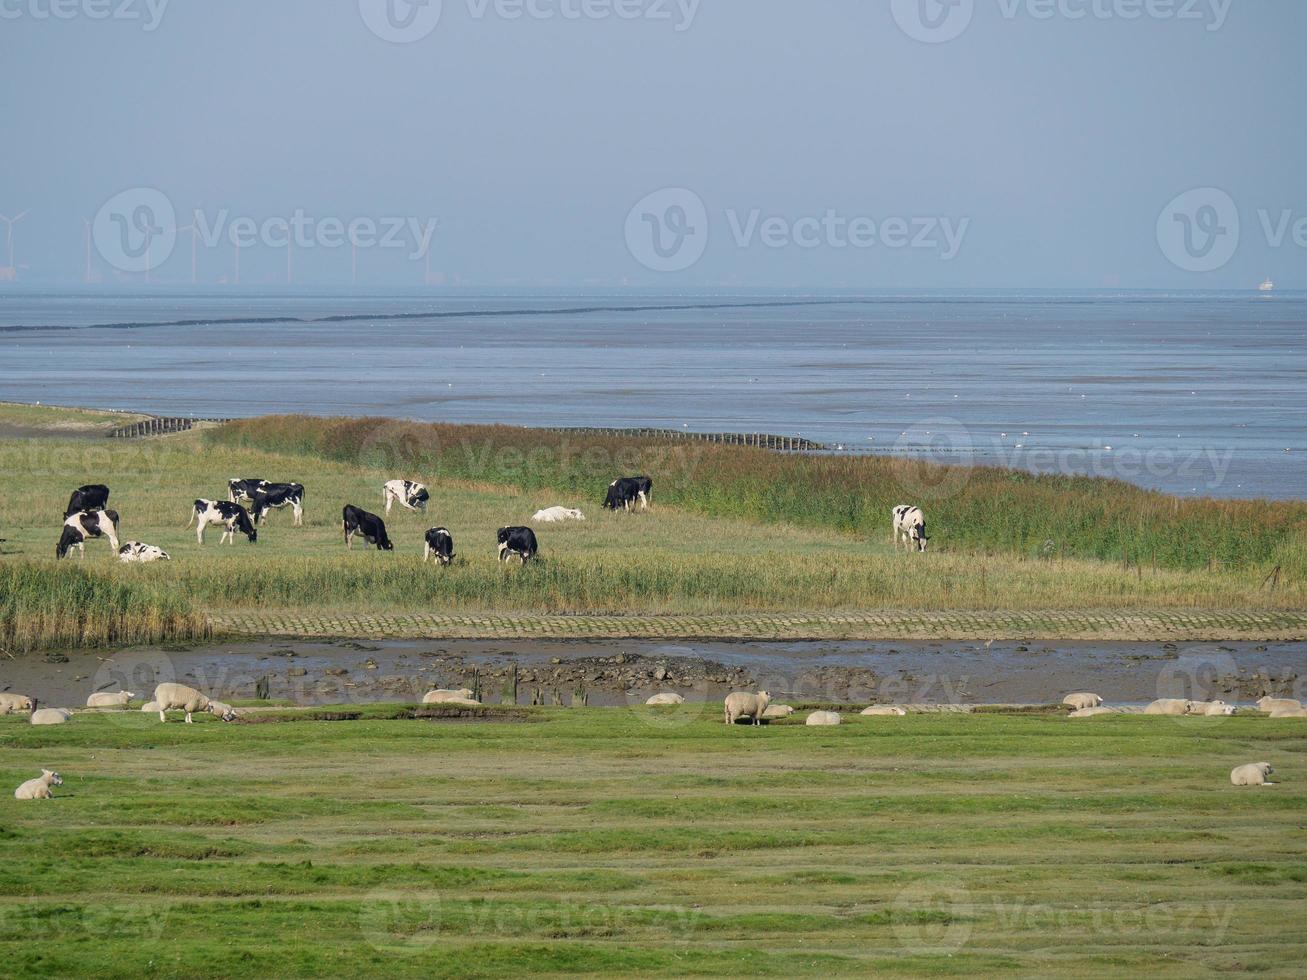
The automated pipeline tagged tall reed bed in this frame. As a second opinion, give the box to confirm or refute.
[0,564,209,652]
[208,416,1307,577]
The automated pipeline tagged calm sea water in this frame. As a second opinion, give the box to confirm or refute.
[1,290,1302,499]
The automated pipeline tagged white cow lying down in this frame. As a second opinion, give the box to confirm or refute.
[532,507,585,523]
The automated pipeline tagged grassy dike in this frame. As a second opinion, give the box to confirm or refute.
[0,707,1304,977]
[0,407,1303,650]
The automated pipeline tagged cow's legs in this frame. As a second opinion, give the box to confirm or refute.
[293,502,303,526]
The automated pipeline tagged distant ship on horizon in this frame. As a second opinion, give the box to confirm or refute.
[1259,278,1275,292]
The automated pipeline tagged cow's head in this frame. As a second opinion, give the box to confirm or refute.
[55,526,81,559]
[912,524,929,552]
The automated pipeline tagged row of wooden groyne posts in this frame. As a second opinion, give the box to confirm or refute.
[108,417,833,452]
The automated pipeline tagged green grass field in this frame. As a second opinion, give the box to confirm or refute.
[0,408,1304,649]
[1,707,1304,977]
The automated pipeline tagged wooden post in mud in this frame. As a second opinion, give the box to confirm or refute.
[1262,565,1282,592]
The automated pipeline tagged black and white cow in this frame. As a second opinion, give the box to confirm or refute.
[343,505,393,551]
[423,527,455,566]
[188,500,258,545]
[497,526,538,564]
[892,504,929,553]
[603,477,650,512]
[382,479,429,515]
[65,484,110,519]
[251,483,305,526]
[228,479,268,504]
[56,509,120,559]
[118,541,171,563]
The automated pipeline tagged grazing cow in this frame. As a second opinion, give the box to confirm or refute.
[118,542,171,563]
[343,505,394,551]
[251,483,305,526]
[56,509,120,559]
[188,500,257,545]
[424,527,455,566]
[228,479,268,503]
[65,484,110,519]
[497,526,538,564]
[892,504,929,553]
[603,478,642,512]
[532,506,586,523]
[383,480,429,515]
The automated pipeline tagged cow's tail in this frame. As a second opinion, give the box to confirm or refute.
[185,507,196,529]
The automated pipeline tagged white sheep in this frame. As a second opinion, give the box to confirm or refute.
[153,683,236,724]
[724,691,771,726]
[1230,762,1275,787]
[14,770,63,800]
[1068,706,1118,718]
[645,693,685,706]
[1193,702,1237,716]
[861,705,908,716]
[422,688,477,705]
[806,710,841,726]
[1269,706,1307,719]
[86,690,136,709]
[0,693,35,715]
[1062,693,1103,710]
[531,507,586,523]
[1144,698,1193,716]
[762,704,795,719]
[30,708,71,726]
[1257,696,1302,714]
[140,701,160,713]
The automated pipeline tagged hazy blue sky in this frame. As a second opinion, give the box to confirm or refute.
[1,0,1303,289]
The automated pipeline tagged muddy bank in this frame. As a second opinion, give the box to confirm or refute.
[5,638,1304,710]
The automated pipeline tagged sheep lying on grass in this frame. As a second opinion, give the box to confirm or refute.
[724,691,770,726]
[645,693,685,706]
[153,683,237,724]
[806,711,841,726]
[86,691,136,709]
[422,689,479,705]
[1258,697,1302,714]
[0,693,34,715]
[140,701,160,713]
[1062,693,1103,710]
[1145,699,1192,716]
[861,705,907,716]
[1191,701,1237,716]
[762,705,795,719]
[1269,706,1307,718]
[30,707,71,726]
[14,770,62,800]
[1068,707,1118,718]
[1230,763,1275,787]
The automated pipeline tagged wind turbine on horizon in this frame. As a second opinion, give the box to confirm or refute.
[177,211,201,285]
[0,210,30,281]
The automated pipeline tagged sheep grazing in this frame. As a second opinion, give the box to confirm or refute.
[724,691,771,726]
[30,708,71,726]
[1062,693,1103,710]
[1068,706,1118,718]
[762,705,795,719]
[14,770,63,801]
[0,693,34,715]
[1144,698,1193,716]
[1257,696,1302,714]
[806,710,841,726]
[861,705,908,716]
[422,688,477,705]
[86,690,136,709]
[1230,762,1275,787]
[645,693,685,706]
[153,683,236,724]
